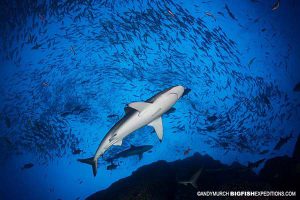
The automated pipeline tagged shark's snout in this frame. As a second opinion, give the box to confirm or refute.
[170,85,185,99]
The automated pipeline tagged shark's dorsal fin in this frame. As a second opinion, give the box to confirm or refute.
[128,102,151,112]
[148,117,163,142]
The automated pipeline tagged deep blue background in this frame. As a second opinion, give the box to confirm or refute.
[0,0,299,199]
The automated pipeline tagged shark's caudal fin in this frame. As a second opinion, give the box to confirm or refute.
[78,157,98,176]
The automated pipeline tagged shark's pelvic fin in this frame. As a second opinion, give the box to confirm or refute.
[128,102,151,112]
[138,153,143,160]
[148,117,163,141]
[114,140,123,146]
[78,157,98,177]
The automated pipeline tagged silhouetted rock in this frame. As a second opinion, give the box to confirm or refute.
[259,156,299,190]
[293,134,300,160]
[87,153,265,200]
[87,160,177,200]
[87,139,300,200]
[260,137,300,191]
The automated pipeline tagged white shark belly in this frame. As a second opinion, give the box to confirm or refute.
[116,112,155,139]
[95,93,178,158]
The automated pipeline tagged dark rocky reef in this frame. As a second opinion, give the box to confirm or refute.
[259,134,300,190]
[87,135,300,200]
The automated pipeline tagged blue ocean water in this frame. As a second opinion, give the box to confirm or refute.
[0,0,299,199]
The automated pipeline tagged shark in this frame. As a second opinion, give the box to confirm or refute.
[105,144,153,162]
[78,85,185,176]
[178,168,203,189]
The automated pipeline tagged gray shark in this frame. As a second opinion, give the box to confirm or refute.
[106,144,153,162]
[78,86,185,176]
[178,168,203,189]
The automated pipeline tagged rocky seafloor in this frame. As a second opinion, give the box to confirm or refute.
[87,135,300,200]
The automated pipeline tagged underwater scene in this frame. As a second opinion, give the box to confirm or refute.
[0,0,300,199]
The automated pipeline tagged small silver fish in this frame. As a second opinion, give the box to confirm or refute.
[248,57,256,68]
[205,12,216,21]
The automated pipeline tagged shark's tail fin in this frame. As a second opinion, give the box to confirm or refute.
[78,157,98,176]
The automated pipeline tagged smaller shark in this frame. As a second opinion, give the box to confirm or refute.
[105,144,153,162]
[178,168,203,189]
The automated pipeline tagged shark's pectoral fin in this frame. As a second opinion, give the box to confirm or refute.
[113,140,123,146]
[191,181,198,189]
[138,153,143,160]
[128,102,151,112]
[148,117,163,141]
[190,168,203,189]
[178,181,188,186]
